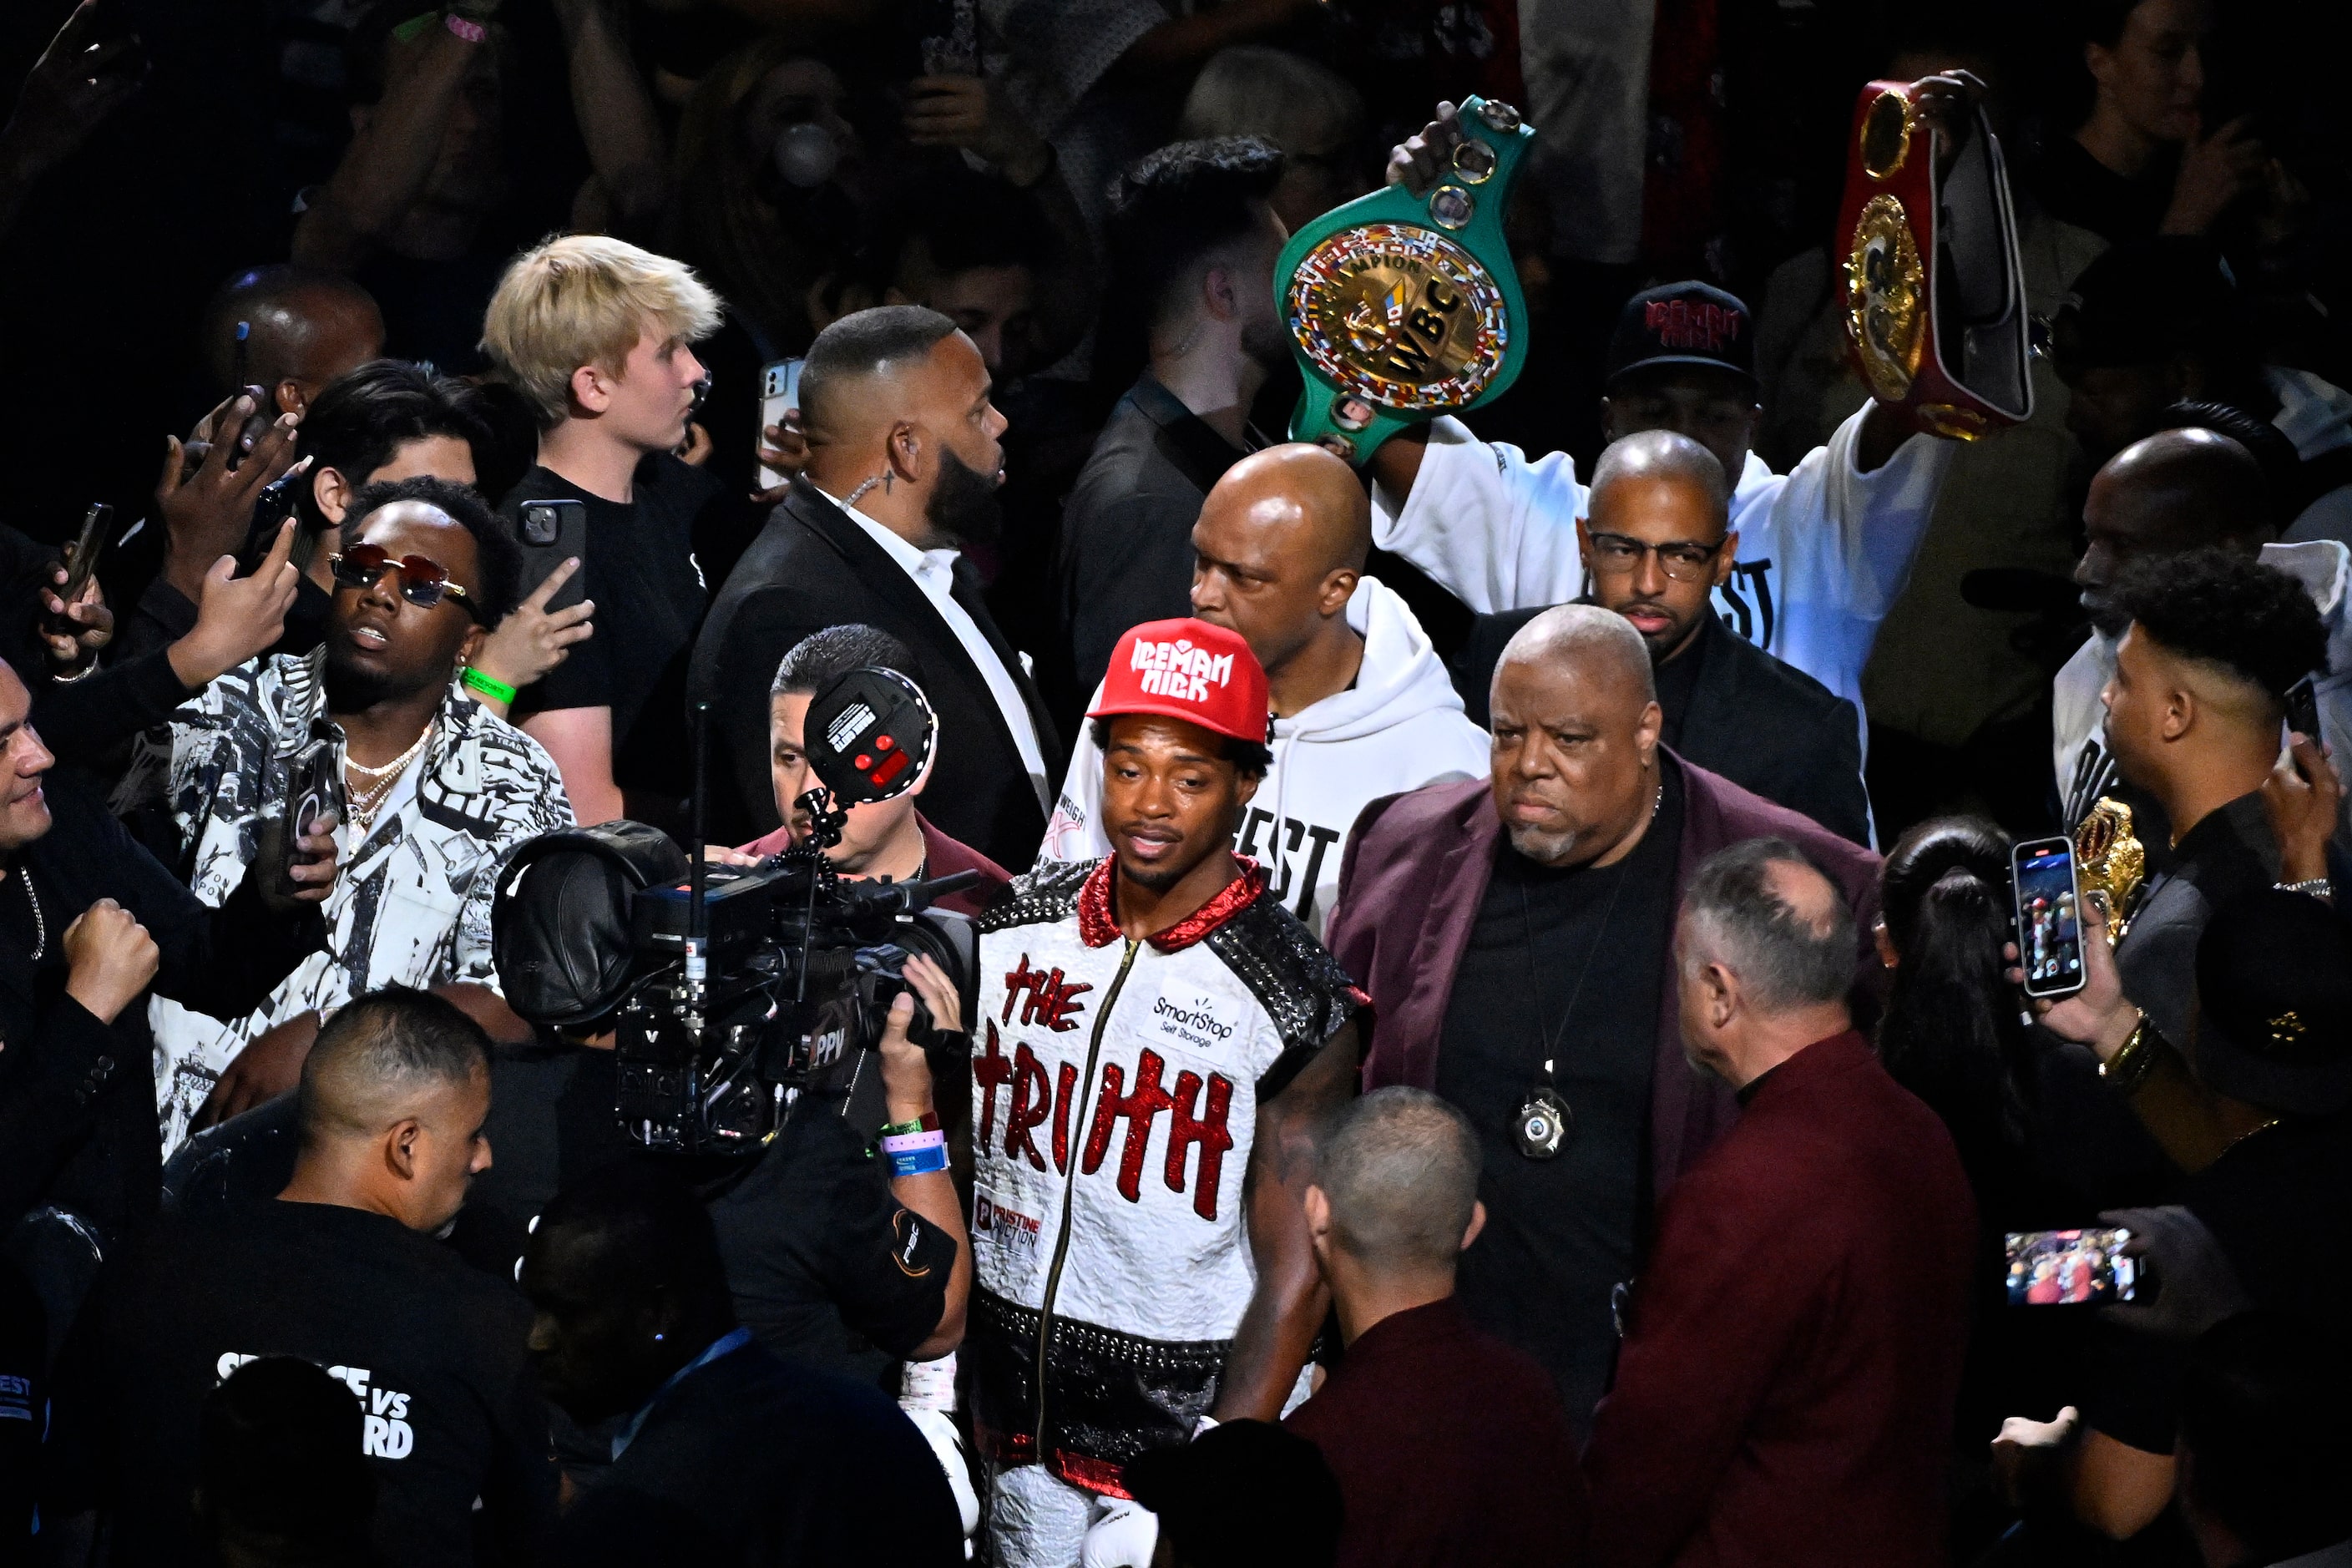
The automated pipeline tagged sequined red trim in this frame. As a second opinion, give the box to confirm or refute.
[1075,856,1267,952]
[1051,1451,1134,1500]
[972,1425,1136,1500]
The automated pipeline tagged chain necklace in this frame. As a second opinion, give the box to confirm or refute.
[13,863,44,962]
[1508,780,1662,1160]
[343,720,437,835]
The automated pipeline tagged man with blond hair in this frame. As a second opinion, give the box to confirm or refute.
[483,234,725,827]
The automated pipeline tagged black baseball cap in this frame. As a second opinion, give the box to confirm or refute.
[1605,281,1758,391]
[1123,1419,1341,1568]
[2193,888,2352,1116]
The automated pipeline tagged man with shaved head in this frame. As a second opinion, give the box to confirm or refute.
[693,305,1060,866]
[1584,840,1972,1565]
[1326,604,1883,1434]
[2056,427,2352,849]
[64,989,556,1566]
[1285,1087,1590,1566]
[1042,443,1487,934]
[201,266,387,419]
[1453,431,1870,842]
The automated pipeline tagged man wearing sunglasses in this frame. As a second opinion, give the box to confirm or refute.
[129,476,574,1156]
[1450,432,1872,845]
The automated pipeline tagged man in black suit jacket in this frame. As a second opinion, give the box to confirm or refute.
[690,307,1060,867]
[1448,431,1871,844]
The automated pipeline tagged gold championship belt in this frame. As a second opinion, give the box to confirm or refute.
[1277,97,1536,463]
[2074,798,2147,944]
[1836,80,2034,439]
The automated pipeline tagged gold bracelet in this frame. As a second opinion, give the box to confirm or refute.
[2098,1018,2157,1095]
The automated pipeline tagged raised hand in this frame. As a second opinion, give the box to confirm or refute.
[155,394,305,600]
[751,413,810,506]
[38,555,111,673]
[2162,114,2266,236]
[62,897,159,1025]
[1386,103,1464,199]
[468,557,594,712]
[167,519,301,688]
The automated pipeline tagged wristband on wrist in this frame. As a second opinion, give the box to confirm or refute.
[882,1128,948,1176]
[460,665,516,705]
[445,11,488,42]
[2278,877,2334,903]
[392,9,440,41]
[880,1111,942,1137]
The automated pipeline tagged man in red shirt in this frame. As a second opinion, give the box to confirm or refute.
[721,624,1009,917]
[1286,1086,1589,1567]
[1584,839,1974,1568]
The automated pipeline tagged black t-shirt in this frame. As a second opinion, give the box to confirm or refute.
[503,456,717,811]
[704,1104,959,1393]
[1436,761,1685,1435]
[58,1199,555,1566]
[2030,135,2171,247]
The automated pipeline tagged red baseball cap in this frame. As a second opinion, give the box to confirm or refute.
[1089,618,1271,746]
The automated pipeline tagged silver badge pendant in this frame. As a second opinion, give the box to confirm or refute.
[1515,1088,1571,1160]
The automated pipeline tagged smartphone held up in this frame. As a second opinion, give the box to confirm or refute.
[2010,837,2086,999]
[2005,1227,2139,1305]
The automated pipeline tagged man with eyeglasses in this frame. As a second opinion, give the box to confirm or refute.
[124,476,574,1155]
[1370,92,1986,746]
[1453,432,1871,843]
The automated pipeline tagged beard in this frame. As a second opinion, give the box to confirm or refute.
[1241,311,1289,372]
[928,446,1003,548]
[326,641,442,714]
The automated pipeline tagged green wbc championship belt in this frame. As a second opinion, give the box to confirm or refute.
[1277,96,1536,464]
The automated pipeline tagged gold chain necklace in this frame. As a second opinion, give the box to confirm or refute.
[343,721,437,834]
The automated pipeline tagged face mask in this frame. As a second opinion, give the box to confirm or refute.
[771,122,838,189]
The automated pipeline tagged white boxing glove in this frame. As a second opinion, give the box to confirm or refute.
[898,1355,979,1557]
[1080,1496,1161,1568]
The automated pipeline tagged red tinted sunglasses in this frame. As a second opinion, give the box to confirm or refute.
[330,543,486,624]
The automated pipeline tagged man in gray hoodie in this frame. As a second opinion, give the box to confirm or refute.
[1041,444,1490,937]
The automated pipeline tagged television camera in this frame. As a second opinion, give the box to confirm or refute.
[492,667,979,1156]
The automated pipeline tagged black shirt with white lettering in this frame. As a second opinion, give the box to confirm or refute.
[55,1198,555,1566]
[1435,761,1684,1438]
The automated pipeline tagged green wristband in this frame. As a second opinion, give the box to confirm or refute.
[391,9,441,42]
[461,666,517,705]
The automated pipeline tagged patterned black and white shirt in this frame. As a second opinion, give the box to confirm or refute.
[121,650,574,1154]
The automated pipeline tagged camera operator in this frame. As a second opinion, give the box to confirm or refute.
[715,624,1010,916]
[0,657,336,1242]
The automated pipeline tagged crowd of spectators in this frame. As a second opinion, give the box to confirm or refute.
[0,0,2346,1563]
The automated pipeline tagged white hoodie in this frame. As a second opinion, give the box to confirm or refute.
[1368,402,1957,736]
[2053,537,2352,842]
[1039,576,1490,938]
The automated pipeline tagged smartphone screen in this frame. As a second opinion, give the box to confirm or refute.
[2011,837,2085,999]
[2287,675,2322,742]
[2006,1227,2138,1304]
[757,358,805,490]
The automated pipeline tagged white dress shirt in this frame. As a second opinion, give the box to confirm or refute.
[825,488,1050,808]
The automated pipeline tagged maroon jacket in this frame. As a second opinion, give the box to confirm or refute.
[736,813,1012,918]
[1581,1032,1975,1568]
[1323,752,1884,1197]
[1286,1296,1591,1568]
